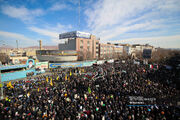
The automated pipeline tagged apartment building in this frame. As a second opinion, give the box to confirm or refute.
[58,31,99,60]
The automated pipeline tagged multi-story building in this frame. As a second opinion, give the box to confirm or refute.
[114,44,123,56]
[58,31,100,60]
[99,43,115,59]
[131,44,155,53]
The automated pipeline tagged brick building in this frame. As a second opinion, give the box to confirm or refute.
[58,31,99,60]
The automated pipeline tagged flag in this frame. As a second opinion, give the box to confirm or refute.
[56,76,59,80]
[70,71,72,76]
[65,74,67,80]
[150,64,153,69]
[7,81,14,88]
[38,88,39,92]
[50,78,53,86]
[27,92,30,98]
[46,77,49,82]
[88,87,91,94]
[0,83,2,87]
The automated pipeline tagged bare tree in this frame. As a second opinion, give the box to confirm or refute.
[0,53,10,64]
[150,48,180,63]
[77,51,84,61]
[86,51,93,60]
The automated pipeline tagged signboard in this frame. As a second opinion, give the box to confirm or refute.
[59,31,76,39]
[26,59,35,69]
[143,49,152,59]
[36,62,48,71]
[49,61,96,68]
[59,31,91,39]
[49,62,83,68]
[97,60,105,65]
[107,59,114,63]
[76,31,91,39]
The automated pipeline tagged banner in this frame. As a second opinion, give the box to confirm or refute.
[26,59,35,69]
[36,62,48,71]
[49,62,83,68]
[49,61,96,68]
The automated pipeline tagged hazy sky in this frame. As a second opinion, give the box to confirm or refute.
[0,0,180,48]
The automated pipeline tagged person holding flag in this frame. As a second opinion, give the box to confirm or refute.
[65,74,67,80]
[46,77,49,83]
[7,81,14,89]
[50,77,53,86]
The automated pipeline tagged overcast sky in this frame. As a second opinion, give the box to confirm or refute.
[0,0,180,48]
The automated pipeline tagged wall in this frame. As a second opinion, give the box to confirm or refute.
[36,55,78,62]
[1,69,35,82]
[49,60,96,68]
[58,38,76,50]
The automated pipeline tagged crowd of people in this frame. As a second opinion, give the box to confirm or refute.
[0,59,179,120]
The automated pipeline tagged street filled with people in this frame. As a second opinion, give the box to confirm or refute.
[0,59,179,120]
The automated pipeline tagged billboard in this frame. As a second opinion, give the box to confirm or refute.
[49,61,96,68]
[143,49,152,59]
[59,31,91,39]
[49,62,83,68]
[36,62,48,71]
[59,31,76,39]
[26,59,35,69]
[76,31,91,39]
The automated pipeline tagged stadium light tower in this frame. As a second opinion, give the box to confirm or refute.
[16,40,19,49]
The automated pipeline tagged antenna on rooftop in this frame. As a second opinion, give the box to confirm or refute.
[78,0,80,30]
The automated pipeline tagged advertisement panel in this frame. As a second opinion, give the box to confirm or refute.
[107,59,114,63]
[36,62,48,71]
[26,59,35,69]
[49,61,96,68]
[59,31,91,39]
[59,31,77,39]
[97,60,105,65]
[76,31,91,39]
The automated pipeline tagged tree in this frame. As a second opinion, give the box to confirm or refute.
[0,53,10,64]
[77,51,83,61]
[86,51,93,60]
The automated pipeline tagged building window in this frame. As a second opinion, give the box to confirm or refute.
[87,46,90,51]
[87,41,90,46]
[80,46,83,49]
[80,40,83,44]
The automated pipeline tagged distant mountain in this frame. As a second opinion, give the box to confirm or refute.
[25,46,58,50]
[0,45,14,50]
[43,46,58,50]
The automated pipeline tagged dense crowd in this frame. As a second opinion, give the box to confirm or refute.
[0,59,179,120]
